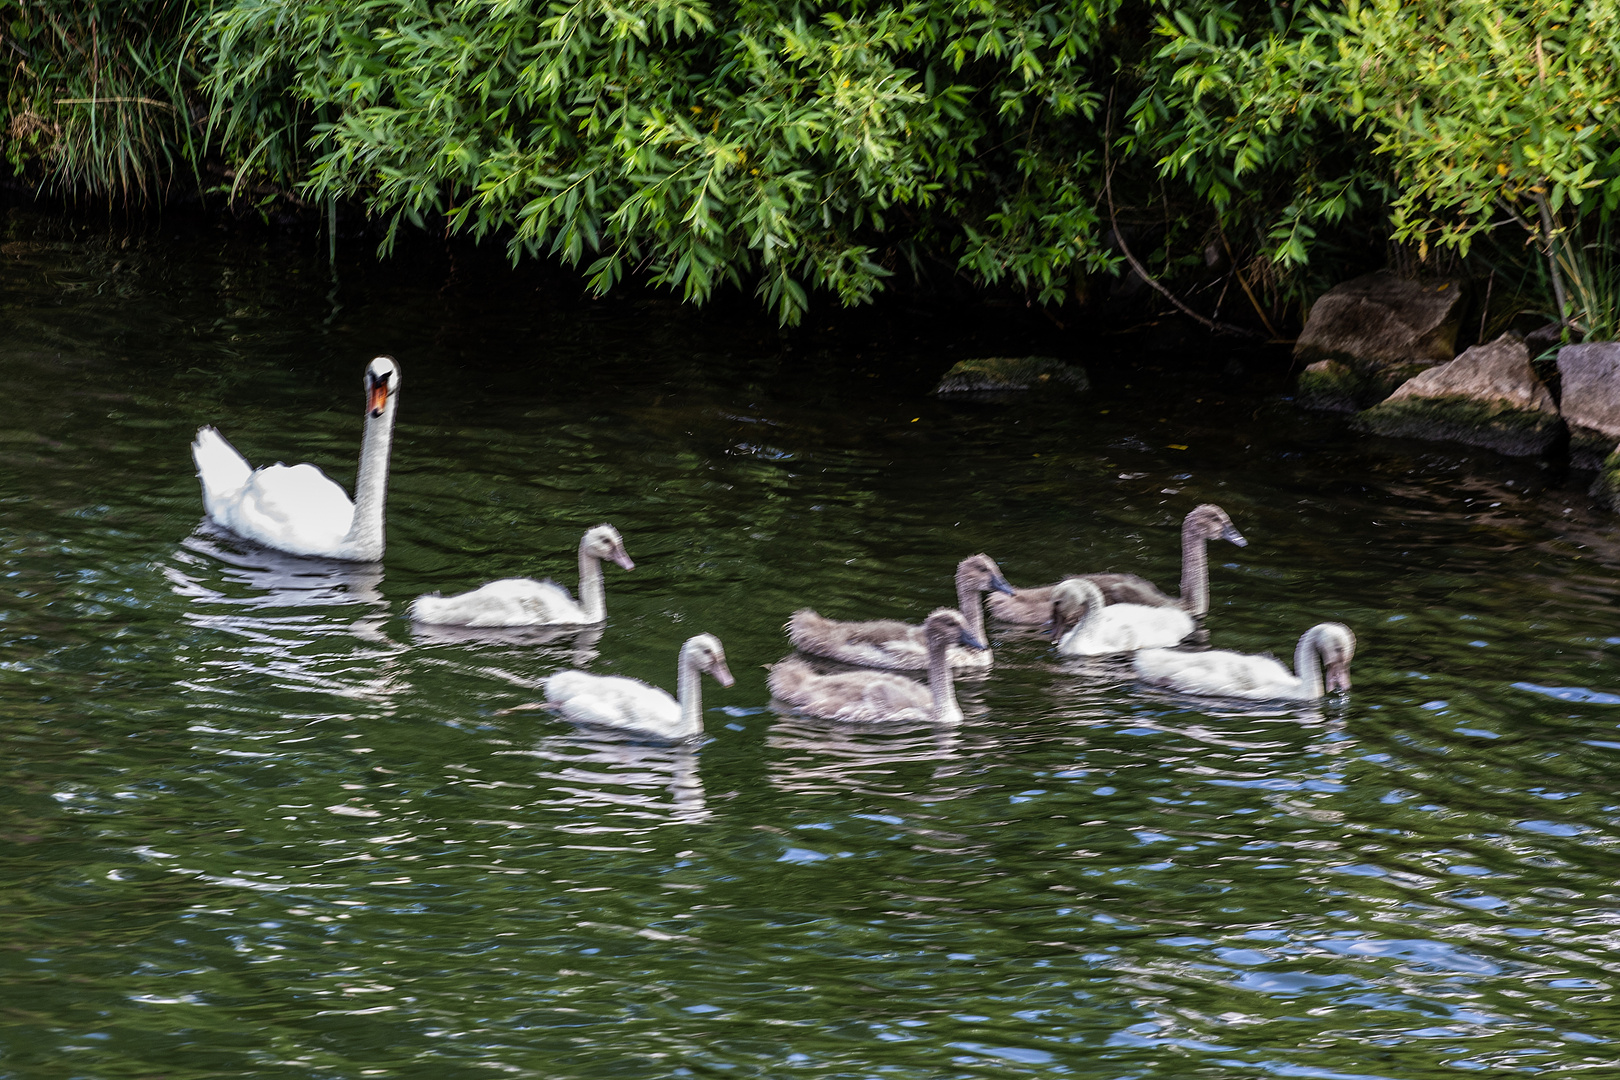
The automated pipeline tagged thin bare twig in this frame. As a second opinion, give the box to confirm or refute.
[1217,225,1281,339]
[1103,157,1262,338]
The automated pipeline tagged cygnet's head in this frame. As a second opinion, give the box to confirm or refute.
[682,634,735,688]
[922,608,986,651]
[956,553,1015,595]
[582,524,635,570]
[1047,578,1105,642]
[1187,503,1247,547]
[365,355,401,418]
[1312,622,1356,692]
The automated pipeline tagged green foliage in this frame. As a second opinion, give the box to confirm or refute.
[8,0,1620,327]
[1148,0,1620,333]
[201,0,1127,322]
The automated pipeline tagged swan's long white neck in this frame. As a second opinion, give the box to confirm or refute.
[1292,629,1326,698]
[1179,519,1210,615]
[926,634,963,723]
[577,544,607,622]
[954,570,988,644]
[340,395,397,561]
[1058,581,1106,651]
[675,644,706,739]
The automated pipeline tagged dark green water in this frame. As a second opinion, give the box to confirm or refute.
[4,208,1620,1079]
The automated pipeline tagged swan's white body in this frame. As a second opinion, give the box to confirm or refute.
[193,356,400,561]
[1134,623,1356,701]
[1051,578,1196,656]
[411,525,634,627]
[543,634,733,741]
[770,609,984,724]
[786,554,1012,671]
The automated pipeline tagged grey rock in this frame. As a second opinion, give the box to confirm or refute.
[1294,272,1466,409]
[1557,342,1620,467]
[1353,333,1562,456]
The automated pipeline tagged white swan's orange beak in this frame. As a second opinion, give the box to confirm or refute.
[368,374,391,417]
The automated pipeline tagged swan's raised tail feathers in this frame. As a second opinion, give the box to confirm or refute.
[192,426,252,515]
[767,657,818,703]
[408,593,445,622]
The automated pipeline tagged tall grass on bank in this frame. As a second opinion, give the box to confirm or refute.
[5,3,201,202]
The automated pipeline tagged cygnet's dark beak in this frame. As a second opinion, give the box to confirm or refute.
[711,659,736,688]
[613,550,636,571]
[1325,662,1351,693]
[1223,524,1248,547]
[958,629,988,651]
[989,573,1016,596]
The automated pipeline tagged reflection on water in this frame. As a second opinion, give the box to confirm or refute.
[164,526,406,707]
[410,620,604,668]
[766,715,969,800]
[499,734,710,828]
[5,210,1620,1078]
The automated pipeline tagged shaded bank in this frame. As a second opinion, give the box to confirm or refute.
[10,2,1620,333]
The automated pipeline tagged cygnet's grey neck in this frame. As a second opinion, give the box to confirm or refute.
[1180,518,1210,615]
[577,544,607,622]
[341,396,396,561]
[954,568,991,643]
[926,634,963,723]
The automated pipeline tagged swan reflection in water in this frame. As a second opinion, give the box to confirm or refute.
[496,735,709,828]
[164,525,407,707]
[765,714,978,802]
[411,620,605,669]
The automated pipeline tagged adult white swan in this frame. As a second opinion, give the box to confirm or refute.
[411,524,635,626]
[1133,622,1355,700]
[192,356,400,561]
[769,609,986,724]
[1049,578,1196,656]
[991,504,1247,622]
[542,634,735,741]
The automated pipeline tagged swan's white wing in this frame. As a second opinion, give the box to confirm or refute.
[544,671,681,735]
[192,427,253,518]
[1063,605,1195,655]
[220,462,355,557]
[1134,648,1299,699]
[412,579,586,627]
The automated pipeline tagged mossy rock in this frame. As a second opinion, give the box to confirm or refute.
[1592,445,1620,510]
[933,356,1089,395]
[1297,359,1364,412]
[1353,395,1562,457]
[1570,427,1619,471]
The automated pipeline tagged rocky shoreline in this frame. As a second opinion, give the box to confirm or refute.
[1292,272,1620,509]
